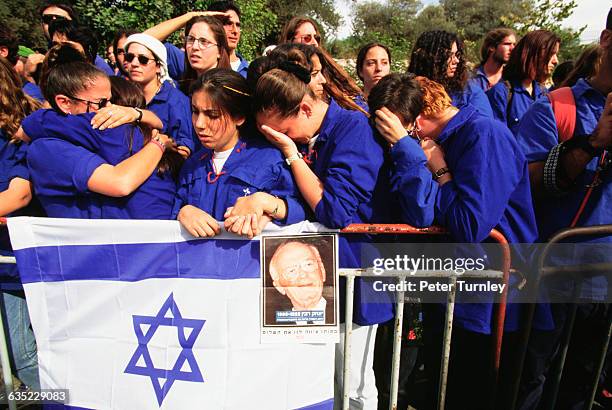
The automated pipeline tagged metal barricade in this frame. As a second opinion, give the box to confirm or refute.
[509,224,612,410]
[339,224,510,410]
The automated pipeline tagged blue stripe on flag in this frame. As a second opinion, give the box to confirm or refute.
[294,398,335,410]
[15,239,261,283]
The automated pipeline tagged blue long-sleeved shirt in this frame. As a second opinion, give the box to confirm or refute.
[425,104,538,333]
[23,110,176,220]
[173,136,306,224]
[147,81,195,152]
[487,79,546,135]
[450,82,493,118]
[515,78,610,301]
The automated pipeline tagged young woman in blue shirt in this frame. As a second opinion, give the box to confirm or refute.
[486,30,560,135]
[23,56,178,220]
[123,33,195,157]
[250,60,403,408]
[174,68,306,238]
[370,73,538,408]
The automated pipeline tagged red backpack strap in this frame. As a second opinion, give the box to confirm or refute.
[546,87,577,142]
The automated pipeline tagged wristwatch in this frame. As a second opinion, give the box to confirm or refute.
[133,107,143,123]
[433,167,450,180]
[285,152,303,166]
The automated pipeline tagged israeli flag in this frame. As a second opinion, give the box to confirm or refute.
[8,217,334,410]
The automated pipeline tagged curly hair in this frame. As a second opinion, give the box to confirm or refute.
[407,30,467,94]
[0,57,42,142]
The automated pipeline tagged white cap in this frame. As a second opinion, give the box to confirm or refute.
[123,33,171,84]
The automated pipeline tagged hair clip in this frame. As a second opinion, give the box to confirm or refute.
[278,61,311,84]
[222,85,250,97]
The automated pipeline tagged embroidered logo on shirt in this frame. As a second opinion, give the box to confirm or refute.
[243,188,251,196]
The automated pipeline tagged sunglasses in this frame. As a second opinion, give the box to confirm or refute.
[185,35,218,49]
[66,95,109,113]
[295,34,321,44]
[41,14,67,25]
[125,53,156,65]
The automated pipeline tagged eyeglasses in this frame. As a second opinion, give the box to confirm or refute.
[280,259,318,281]
[125,53,156,65]
[42,14,67,25]
[295,34,321,44]
[185,36,218,49]
[116,48,125,56]
[66,95,109,113]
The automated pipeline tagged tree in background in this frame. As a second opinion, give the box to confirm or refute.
[0,0,46,50]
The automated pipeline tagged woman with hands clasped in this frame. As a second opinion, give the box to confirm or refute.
[173,68,306,239]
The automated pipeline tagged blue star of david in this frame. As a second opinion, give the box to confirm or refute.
[124,293,205,406]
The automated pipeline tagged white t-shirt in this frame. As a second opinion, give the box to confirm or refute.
[212,146,234,172]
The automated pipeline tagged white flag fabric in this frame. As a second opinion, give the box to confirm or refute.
[8,217,334,410]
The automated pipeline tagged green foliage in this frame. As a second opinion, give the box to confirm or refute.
[235,0,276,59]
[0,0,46,49]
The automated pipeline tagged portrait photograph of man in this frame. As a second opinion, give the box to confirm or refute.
[262,235,337,327]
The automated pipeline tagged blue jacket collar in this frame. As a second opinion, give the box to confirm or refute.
[437,104,478,145]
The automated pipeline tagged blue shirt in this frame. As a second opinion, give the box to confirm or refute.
[301,99,393,325]
[388,137,436,227]
[515,78,610,300]
[431,105,539,333]
[487,79,547,135]
[22,82,44,102]
[165,43,185,83]
[450,82,493,118]
[147,81,195,152]
[94,55,115,76]
[469,66,492,92]
[23,109,176,220]
[234,52,249,78]
[173,136,306,224]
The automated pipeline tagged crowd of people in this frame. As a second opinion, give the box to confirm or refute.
[0,1,611,409]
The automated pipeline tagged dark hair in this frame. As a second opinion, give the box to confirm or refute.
[39,0,78,21]
[180,16,231,94]
[190,68,250,123]
[278,17,322,45]
[110,76,184,179]
[607,7,611,30]
[502,29,560,84]
[368,73,422,125]
[265,43,366,114]
[560,44,601,88]
[253,67,314,118]
[39,43,89,97]
[43,58,107,112]
[480,28,515,65]
[48,20,99,64]
[207,1,241,18]
[356,42,391,81]
[551,60,574,88]
[408,30,467,94]
[0,23,19,65]
[112,28,137,76]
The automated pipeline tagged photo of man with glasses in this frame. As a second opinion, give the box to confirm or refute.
[262,235,337,327]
